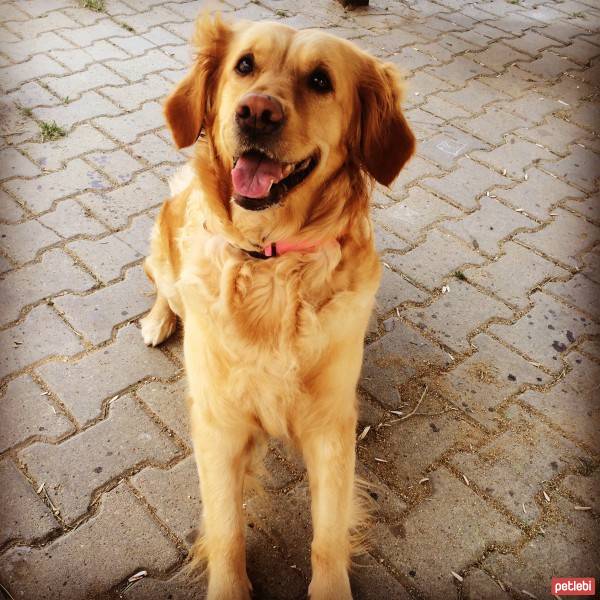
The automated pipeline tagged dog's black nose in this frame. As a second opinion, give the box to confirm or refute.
[236,93,284,135]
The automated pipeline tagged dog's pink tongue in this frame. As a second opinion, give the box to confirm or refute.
[231,153,284,198]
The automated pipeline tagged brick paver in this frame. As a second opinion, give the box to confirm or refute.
[0,0,598,598]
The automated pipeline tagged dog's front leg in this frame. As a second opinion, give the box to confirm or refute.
[190,402,252,600]
[301,416,357,600]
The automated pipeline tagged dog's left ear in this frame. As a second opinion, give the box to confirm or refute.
[358,60,415,186]
[164,15,233,149]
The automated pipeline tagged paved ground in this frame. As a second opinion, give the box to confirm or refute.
[0,0,599,598]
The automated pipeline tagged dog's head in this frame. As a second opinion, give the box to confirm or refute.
[165,16,414,217]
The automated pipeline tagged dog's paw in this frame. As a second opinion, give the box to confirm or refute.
[140,312,177,346]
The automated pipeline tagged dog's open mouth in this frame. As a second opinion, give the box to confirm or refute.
[231,149,318,211]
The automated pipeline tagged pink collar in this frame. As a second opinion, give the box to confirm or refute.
[242,239,336,259]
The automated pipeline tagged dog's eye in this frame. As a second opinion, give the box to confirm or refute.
[308,69,333,93]
[235,54,254,75]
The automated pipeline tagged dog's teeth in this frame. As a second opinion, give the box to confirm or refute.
[296,158,310,170]
[282,164,294,176]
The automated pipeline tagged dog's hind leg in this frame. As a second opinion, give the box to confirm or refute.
[141,293,177,346]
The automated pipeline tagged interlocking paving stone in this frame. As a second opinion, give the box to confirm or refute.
[515,208,600,268]
[482,497,599,599]
[78,170,167,228]
[0,218,60,263]
[0,147,40,180]
[38,198,108,238]
[372,469,521,599]
[418,127,490,169]
[131,455,199,546]
[54,264,153,344]
[0,375,72,453]
[0,54,66,91]
[462,569,511,600]
[0,458,59,547]
[494,168,584,220]
[0,483,181,600]
[361,320,453,406]
[403,279,513,353]
[543,145,600,192]
[441,196,536,256]
[385,229,486,291]
[562,470,600,512]
[3,157,110,214]
[451,405,585,524]
[374,186,461,242]
[0,304,84,378]
[375,266,428,315]
[0,248,95,325]
[44,64,126,101]
[432,333,551,430]
[21,124,115,171]
[20,394,181,523]
[519,352,600,452]
[87,148,144,184]
[421,157,510,210]
[100,72,172,111]
[36,323,177,425]
[488,291,599,370]
[33,91,121,128]
[545,273,600,318]
[465,242,569,309]
[136,378,190,445]
[457,106,530,145]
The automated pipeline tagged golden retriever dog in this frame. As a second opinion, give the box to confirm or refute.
[141,14,414,600]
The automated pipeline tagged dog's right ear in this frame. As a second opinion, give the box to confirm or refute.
[164,15,233,149]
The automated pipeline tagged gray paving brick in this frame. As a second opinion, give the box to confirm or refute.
[36,323,177,425]
[0,54,65,92]
[545,273,600,319]
[385,229,486,291]
[421,158,510,210]
[494,168,583,220]
[131,455,199,546]
[109,33,156,56]
[78,170,166,228]
[375,266,428,315]
[568,100,600,132]
[520,352,600,451]
[373,469,521,599]
[403,279,513,353]
[458,106,529,145]
[118,6,185,34]
[516,116,592,156]
[544,145,600,192]
[59,19,129,46]
[562,470,600,512]
[0,458,59,547]
[94,101,164,144]
[431,333,551,429]
[418,127,490,169]
[0,374,72,453]
[33,91,121,128]
[504,31,560,56]
[361,320,453,405]
[0,148,41,180]
[515,207,599,268]
[38,198,108,238]
[0,304,84,378]
[518,50,580,78]
[100,73,172,111]
[136,379,190,446]
[0,219,60,263]
[122,568,205,600]
[49,47,95,72]
[471,42,530,72]
[131,132,185,166]
[20,124,116,171]
[6,81,59,109]
[505,92,568,124]
[53,264,153,344]
[106,49,181,82]
[466,241,569,309]
[87,148,144,184]
[43,64,126,101]
[4,10,78,36]
[478,65,541,98]
[3,158,110,214]
[2,31,74,63]
[488,291,599,370]
[374,186,462,242]
[426,55,493,85]
[441,196,537,256]
[472,136,554,179]
[83,39,130,61]
[20,394,181,523]
[580,246,600,284]
[0,248,95,325]
[0,483,181,600]
[462,570,510,600]
[451,403,585,525]
[483,497,599,598]
[67,214,152,282]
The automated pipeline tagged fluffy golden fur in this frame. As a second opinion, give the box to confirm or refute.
[141,15,414,600]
